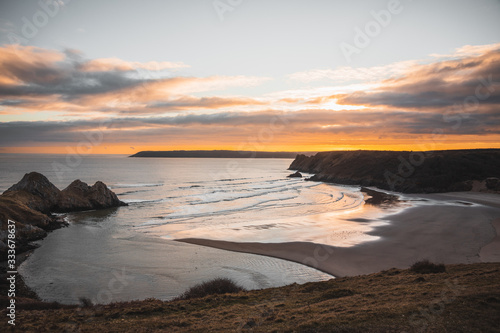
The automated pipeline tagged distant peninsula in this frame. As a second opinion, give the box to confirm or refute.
[130,150,300,158]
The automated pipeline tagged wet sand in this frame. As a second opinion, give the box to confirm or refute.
[179,192,500,277]
[18,223,332,304]
[480,218,500,262]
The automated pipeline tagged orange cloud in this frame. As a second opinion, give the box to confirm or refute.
[336,45,500,111]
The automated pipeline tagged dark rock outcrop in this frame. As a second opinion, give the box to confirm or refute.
[289,149,500,193]
[56,180,127,212]
[287,171,302,178]
[0,172,127,260]
[4,172,61,214]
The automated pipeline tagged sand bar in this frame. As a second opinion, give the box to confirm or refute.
[179,192,500,277]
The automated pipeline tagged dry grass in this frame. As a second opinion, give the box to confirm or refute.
[410,259,446,274]
[176,277,245,300]
[2,262,500,332]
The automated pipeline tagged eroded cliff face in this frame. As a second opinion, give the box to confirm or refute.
[289,149,500,194]
[0,172,127,259]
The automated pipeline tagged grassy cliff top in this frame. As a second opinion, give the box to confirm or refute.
[289,149,500,193]
[6,262,500,332]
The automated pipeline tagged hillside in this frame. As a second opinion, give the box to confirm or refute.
[4,262,500,332]
[130,150,299,158]
[289,149,500,193]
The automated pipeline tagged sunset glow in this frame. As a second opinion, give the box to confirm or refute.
[1,1,499,154]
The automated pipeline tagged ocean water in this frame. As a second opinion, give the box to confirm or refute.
[0,154,399,304]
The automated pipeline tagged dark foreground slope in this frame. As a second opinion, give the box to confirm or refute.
[130,150,298,158]
[289,149,500,193]
[4,262,500,332]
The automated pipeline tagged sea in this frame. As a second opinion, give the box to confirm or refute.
[0,154,403,304]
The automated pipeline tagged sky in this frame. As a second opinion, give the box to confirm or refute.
[0,0,499,154]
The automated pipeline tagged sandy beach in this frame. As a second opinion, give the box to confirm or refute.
[179,191,500,277]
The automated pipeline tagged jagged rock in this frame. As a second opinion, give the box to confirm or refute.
[4,172,61,214]
[56,180,127,212]
[287,171,302,178]
[0,172,127,260]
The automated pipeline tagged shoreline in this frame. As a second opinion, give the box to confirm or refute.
[7,188,500,303]
[480,218,500,262]
[178,191,500,277]
[9,262,500,331]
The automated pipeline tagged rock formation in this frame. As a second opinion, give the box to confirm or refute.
[56,180,126,212]
[0,172,127,259]
[287,171,302,178]
[4,172,61,214]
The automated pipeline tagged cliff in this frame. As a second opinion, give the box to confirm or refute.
[5,262,500,332]
[289,149,500,193]
[0,172,127,259]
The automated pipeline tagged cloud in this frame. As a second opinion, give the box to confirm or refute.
[336,46,500,110]
[0,45,149,98]
[1,107,499,147]
[288,60,417,84]
[147,96,265,111]
[80,58,189,72]
[1,43,500,151]
[0,99,25,106]
[0,45,271,115]
[429,43,500,59]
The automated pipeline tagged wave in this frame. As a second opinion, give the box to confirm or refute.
[144,183,356,219]
[178,185,203,189]
[111,183,164,189]
[122,198,165,204]
[186,184,303,205]
[118,189,151,195]
[143,194,298,225]
[130,174,366,230]
[161,180,309,204]
[183,176,265,186]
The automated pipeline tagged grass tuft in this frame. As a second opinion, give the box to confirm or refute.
[176,277,245,300]
[79,297,94,308]
[410,259,446,274]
